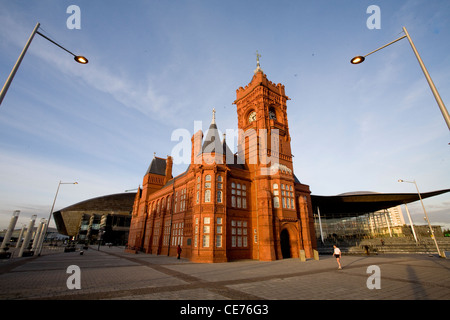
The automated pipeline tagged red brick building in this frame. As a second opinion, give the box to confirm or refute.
[126,61,317,262]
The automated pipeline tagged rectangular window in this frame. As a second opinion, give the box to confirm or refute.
[230,220,248,248]
[194,218,199,247]
[231,182,247,209]
[216,235,222,247]
[203,235,210,247]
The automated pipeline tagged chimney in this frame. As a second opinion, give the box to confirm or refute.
[165,156,173,184]
[191,130,203,165]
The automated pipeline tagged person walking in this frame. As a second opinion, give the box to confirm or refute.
[177,244,182,259]
[333,245,342,269]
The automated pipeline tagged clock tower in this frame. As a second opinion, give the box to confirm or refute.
[233,52,293,174]
[232,53,314,261]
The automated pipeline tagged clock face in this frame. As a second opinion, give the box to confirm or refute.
[269,110,277,120]
[248,111,257,123]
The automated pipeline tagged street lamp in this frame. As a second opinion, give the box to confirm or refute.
[0,22,88,106]
[36,180,78,256]
[351,26,450,131]
[398,179,444,257]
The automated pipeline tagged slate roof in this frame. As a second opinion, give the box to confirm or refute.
[145,157,167,176]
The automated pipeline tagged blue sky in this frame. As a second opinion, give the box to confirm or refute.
[0,0,449,230]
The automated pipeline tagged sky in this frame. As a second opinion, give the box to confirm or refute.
[0,0,449,231]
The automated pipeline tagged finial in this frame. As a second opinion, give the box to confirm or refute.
[153,152,156,159]
[254,50,263,74]
[211,108,216,124]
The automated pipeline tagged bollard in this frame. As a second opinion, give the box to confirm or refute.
[313,249,319,261]
[299,250,306,262]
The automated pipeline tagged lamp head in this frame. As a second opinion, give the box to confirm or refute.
[74,56,88,64]
[350,56,365,64]
[398,179,404,183]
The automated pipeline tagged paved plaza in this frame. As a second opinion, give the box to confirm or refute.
[1,246,449,302]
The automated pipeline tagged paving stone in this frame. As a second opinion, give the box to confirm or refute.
[0,246,449,301]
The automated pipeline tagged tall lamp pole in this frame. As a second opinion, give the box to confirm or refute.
[351,26,450,131]
[36,180,78,256]
[398,179,444,257]
[0,22,88,106]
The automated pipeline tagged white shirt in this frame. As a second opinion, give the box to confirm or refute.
[334,247,341,255]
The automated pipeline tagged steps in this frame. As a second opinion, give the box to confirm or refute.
[316,237,450,255]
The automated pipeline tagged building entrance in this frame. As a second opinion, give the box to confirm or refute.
[280,229,291,258]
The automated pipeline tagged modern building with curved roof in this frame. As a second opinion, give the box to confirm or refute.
[53,192,136,245]
[311,189,450,218]
[310,189,450,242]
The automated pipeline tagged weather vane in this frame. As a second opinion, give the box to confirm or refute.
[256,50,261,66]
[254,50,263,74]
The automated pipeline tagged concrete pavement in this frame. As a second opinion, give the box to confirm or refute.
[1,245,449,301]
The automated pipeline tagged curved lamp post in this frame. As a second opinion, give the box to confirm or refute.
[351,26,450,131]
[0,22,88,106]
[398,179,444,257]
[36,180,78,256]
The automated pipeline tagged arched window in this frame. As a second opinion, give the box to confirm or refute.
[273,197,280,208]
[269,107,277,120]
[205,189,211,202]
[217,175,223,202]
[217,190,222,203]
[272,183,280,208]
[180,188,186,211]
[204,174,211,203]
[175,192,178,212]
[204,174,211,202]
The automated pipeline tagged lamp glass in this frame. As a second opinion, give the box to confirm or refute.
[350,56,365,64]
[74,56,88,64]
